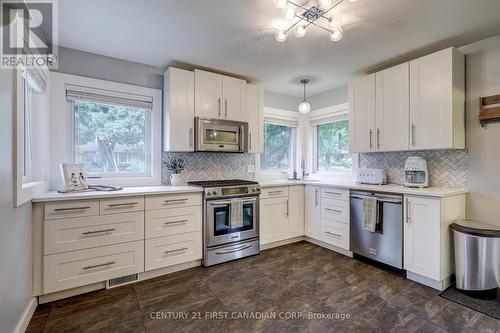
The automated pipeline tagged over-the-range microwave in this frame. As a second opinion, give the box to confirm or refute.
[194,117,248,153]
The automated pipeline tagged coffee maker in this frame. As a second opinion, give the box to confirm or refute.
[404,156,428,188]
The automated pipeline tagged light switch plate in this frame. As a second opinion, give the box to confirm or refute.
[247,165,256,173]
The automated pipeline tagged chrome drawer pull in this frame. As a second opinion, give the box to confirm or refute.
[107,202,138,207]
[164,219,189,225]
[83,261,116,270]
[325,191,342,195]
[325,231,342,238]
[325,208,342,213]
[54,206,91,212]
[82,228,116,235]
[268,191,283,194]
[163,199,187,204]
[164,247,188,254]
[215,243,253,255]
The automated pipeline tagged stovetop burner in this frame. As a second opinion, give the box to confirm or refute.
[188,179,258,188]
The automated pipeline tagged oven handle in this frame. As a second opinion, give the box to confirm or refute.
[215,243,253,255]
[209,197,257,206]
[349,195,402,204]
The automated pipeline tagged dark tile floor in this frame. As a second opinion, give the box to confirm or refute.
[27,241,500,333]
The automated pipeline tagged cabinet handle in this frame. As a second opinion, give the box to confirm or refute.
[54,206,90,212]
[369,129,373,149]
[411,123,416,147]
[249,132,252,150]
[285,200,289,217]
[224,98,228,118]
[218,98,221,117]
[315,189,319,206]
[83,261,115,270]
[325,231,342,238]
[164,247,188,254]
[163,199,187,204]
[376,128,381,149]
[325,191,342,195]
[268,190,283,195]
[406,199,411,223]
[82,228,116,235]
[164,219,189,225]
[189,128,193,149]
[325,208,342,213]
[107,202,138,207]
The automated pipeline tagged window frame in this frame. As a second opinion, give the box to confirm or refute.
[260,121,297,174]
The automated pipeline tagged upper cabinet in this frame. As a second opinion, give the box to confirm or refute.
[163,68,195,152]
[349,47,464,153]
[194,69,246,121]
[246,84,264,153]
[409,48,465,150]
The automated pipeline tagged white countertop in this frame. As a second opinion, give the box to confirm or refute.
[259,179,468,198]
[33,185,203,202]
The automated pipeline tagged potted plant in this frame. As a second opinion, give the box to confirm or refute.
[165,157,186,186]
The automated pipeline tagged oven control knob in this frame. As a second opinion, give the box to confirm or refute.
[212,190,218,195]
[206,191,211,196]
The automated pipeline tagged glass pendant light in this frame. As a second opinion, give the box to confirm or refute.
[298,79,311,114]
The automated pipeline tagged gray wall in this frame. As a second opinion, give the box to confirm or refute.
[53,47,163,89]
[460,35,500,226]
[0,69,34,333]
[308,85,348,110]
[264,90,303,111]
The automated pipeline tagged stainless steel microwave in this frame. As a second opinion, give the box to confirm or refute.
[194,117,248,153]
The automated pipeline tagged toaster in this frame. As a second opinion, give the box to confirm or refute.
[404,156,429,188]
[356,168,387,185]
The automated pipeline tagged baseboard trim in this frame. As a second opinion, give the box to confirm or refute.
[304,237,353,258]
[407,271,454,291]
[260,236,305,250]
[13,297,37,333]
[39,282,105,304]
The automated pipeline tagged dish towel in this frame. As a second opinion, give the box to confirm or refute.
[231,200,243,229]
[362,196,379,232]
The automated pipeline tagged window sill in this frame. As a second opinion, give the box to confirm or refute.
[16,181,48,207]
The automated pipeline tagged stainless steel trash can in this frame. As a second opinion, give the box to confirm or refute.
[451,220,500,299]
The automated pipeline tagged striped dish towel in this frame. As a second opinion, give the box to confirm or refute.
[362,196,379,232]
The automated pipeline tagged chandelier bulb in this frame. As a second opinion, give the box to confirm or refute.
[274,0,289,8]
[275,29,288,42]
[330,27,344,42]
[294,24,307,38]
[282,5,296,21]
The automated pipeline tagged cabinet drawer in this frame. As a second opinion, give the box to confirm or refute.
[145,206,202,239]
[100,196,144,215]
[44,241,144,294]
[145,232,202,271]
[45,200,99,220]
[321,187,349,201]
[44,212,144,255]
[261,186,289,199]
[145,193,201,210]
[321,198,349,224]
[321,222,349,250]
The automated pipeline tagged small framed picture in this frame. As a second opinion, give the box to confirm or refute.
[60,163,89,191]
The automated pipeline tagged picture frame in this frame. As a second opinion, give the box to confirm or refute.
[60,163,89,191]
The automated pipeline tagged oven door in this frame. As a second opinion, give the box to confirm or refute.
[206,196,259,247]
[195,117,248,152]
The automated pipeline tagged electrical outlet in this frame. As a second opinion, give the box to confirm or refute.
[247,165,256,173]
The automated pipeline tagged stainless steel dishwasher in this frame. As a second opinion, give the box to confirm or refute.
[350,191,403,269]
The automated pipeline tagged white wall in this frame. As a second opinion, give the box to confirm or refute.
[460,35,500,226]
[0,69,35,333]
[308,85,348,110]
[264,90,303,111]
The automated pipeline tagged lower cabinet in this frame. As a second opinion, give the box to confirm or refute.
[145,232,202,271]
[305,185,321,239]
[288,185,305,237]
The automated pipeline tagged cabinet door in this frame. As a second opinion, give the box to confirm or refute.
[222,76,246,121]
[376,63,410,151]
[288,186,305,238]
[305,185,321,240]
[164,68,195,151]
[194,69,223,119]
[404,196,440,280]
[409,48,461,150]
[246,84,263,153]
[260,197,289,245]
[348,74,376,153]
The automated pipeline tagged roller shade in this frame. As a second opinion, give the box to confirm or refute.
[264,117,298,127]
[66,84,153,110]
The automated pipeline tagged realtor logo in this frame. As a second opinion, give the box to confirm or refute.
[1,0,58,68]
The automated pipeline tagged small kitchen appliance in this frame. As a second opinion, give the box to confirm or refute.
[404,157,428,188]
[356,168,387,185]
[194,117,248,153]
[187,179,260,267]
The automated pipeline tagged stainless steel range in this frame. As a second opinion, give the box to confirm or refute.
[187,179,260,267]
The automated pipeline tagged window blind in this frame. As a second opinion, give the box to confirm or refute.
[66,84,153,110]
[263,116,299,128]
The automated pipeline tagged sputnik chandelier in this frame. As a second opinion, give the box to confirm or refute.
[273,0,357,42]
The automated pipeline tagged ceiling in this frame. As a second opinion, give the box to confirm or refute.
[57,0,500,97]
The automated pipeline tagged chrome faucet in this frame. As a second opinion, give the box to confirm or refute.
[301,158,309,180]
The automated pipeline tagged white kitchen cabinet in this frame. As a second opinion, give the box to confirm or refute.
[194,69,246,121]
[246,83,263,153]
[404,194,465,290]
[288,185,304,238]
[163,68,195,151]
[305,185,321,240]
[409,47,465,150]
[260,196,289,245]
[375,62,410,151]
[348,74,375,153]
[194,69,223,119]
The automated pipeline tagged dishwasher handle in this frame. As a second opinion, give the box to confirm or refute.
[349,195,402,205]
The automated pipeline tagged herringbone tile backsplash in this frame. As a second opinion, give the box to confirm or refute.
[359,150,468,188]
[162,153,255,184]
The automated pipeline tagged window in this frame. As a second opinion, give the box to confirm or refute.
[260,122,296,171]
[72,100,150,177]
[314,119,352,171]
